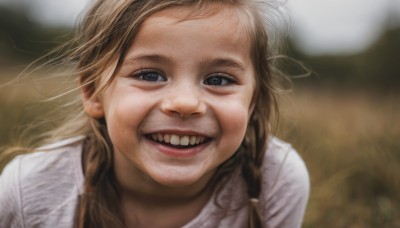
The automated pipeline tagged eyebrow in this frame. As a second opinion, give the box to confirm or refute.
[203,58,246,72]
[123,54,246,71]
[123,54,175,66]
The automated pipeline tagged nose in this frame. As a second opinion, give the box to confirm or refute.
[161,83,206,118]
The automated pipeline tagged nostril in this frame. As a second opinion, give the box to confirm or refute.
[160,96,206,118]
[165,108,204,119]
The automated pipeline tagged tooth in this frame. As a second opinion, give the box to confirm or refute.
[170,134,180,145]
[190,136,196,145]
[164,134,171,143]
[151,134,157,141]
[180,136,189,146]
[196,137,201,144]
[198,137,205,144]
[157,133,163,142]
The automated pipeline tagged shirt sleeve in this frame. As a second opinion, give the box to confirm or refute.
[262,141,310,228]
[0,156,24,228]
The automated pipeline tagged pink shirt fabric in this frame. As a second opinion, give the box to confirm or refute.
[0,136,309,228]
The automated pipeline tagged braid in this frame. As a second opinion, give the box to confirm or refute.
[78,119,124,228]
[241,110,269,228]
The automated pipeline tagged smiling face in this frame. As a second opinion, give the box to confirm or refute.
[84,5,256,191]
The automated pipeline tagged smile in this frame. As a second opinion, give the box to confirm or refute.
[148,133,208,148]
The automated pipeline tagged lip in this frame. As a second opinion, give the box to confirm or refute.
[146,135,211,158]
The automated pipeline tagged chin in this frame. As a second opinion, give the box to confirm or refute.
[149,167,214,189]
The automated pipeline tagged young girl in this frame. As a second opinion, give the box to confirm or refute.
[0,0,309,227]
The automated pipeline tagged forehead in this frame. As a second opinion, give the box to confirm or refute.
[150,4,250,27]
[122,5,255,69]
[138,4,253,48]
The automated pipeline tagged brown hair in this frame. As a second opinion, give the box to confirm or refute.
[2,0,288,227]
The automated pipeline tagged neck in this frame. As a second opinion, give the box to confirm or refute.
[113,151,217,206]
[115,163,216,228]
[117,166,215,206]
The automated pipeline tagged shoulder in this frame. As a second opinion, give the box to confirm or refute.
[263,137,310,189]
[0,136,85,227]
[260,137,310,227]
[0,153,24,227]
[19,136,85,178]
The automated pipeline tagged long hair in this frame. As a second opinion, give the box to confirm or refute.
[2,0,288,227]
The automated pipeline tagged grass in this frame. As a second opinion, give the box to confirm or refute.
[276,87,400,227]
[1,74,399,227]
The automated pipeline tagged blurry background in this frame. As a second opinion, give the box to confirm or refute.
[0,0,399,227]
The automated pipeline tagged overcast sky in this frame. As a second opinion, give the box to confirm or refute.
[1,0,400,55]
[287,0,400,55]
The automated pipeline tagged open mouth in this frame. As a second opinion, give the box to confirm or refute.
[146,133,211,149]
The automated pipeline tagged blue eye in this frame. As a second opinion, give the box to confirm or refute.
[204,75,236,86]
[133,70,166,82]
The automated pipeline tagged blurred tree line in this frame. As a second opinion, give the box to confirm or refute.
[287,27,400,90]
[0,5,399,89]
[0,6,72,67]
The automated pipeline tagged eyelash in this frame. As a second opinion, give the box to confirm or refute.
[130,69,166,82]
[203,74,237,86]
[130,69,237,86]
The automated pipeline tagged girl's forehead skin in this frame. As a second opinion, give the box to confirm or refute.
[130,5,253,61]
[145,5,250,43]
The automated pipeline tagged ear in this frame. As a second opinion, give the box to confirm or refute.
[80,79,105,119]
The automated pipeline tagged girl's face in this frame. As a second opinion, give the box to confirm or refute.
[85,6,255,189]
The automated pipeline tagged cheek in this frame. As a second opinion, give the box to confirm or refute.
[218,91,253,131]
[104,102,132,149]
[102,93,149,146]
[214,98,251,148]
[221,106,248,132]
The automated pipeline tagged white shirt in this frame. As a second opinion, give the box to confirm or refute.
[0,136,309,228]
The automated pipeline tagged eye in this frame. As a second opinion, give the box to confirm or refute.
[203,74,236,86]
[132,70,166,82]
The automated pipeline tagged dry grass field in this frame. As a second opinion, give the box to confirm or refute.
[276,87,400,227]
[1,74,399,227]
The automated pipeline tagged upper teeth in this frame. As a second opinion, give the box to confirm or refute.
[151,133,205,146]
